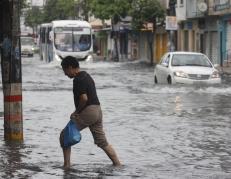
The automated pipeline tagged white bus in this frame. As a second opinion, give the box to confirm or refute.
[39,20,93,62]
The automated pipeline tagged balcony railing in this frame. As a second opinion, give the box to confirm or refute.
[213,0,230,12]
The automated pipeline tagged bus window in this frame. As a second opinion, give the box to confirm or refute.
[79,35,90,51]
[55,33,72,52]
[73,34,91,52]
[47,27,52,44]
[54,27,91,52]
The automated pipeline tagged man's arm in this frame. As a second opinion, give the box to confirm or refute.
[76,94,88,113]
[71,94,88,119]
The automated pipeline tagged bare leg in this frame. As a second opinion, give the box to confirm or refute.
[101,144,121,166]
[63,147,71,169]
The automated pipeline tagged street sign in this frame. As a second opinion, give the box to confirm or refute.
[166,16,178,30]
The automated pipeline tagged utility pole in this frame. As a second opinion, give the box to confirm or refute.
[168,0,177,52]
[112,16,119,62]
[1,0,23,141]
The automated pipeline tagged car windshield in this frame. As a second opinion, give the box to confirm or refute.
[21,37,34,46]
[54,27,91,52]
[171,54,212,67]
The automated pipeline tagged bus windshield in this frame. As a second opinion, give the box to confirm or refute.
[54,27,91,52]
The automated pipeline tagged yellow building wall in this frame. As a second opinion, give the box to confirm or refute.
[155,33,168,63]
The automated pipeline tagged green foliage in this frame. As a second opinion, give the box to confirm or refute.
[43,0,77,22]
[20,0,28,9]
[76,0,91,21]
[56,0,77,18]
[43,0,61,22]
[131,0,165,30]
[19,0,29,15]
[89,0,165,29]
[90,0,132,23]
[39,0,165,32]
[24,6,43,29]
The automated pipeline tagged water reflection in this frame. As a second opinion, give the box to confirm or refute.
[0,141,24,179]
[212,95,231,116]
[62,164,118,179]
[174,96,182,114]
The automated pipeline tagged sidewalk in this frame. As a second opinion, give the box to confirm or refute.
[220,66,231,75]
[92,54,106,61]
[92,54,231,76]
[217,65,231,75]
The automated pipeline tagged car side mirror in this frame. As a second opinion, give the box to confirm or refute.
[162,62,168,67]
[49,31,54,41]
[213,64,219,68]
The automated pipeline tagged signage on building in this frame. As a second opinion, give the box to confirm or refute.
[213,0,230,11]
[197,2,208,12]
[166,16,178,30]
[186,22,193,30]
[141,22,153,31]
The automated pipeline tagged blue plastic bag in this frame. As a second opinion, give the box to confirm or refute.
[63,119,81,148]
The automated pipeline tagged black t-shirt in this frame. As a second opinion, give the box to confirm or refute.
[73,71,100,111]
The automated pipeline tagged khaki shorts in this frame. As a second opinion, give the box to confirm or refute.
[60,105,108,148]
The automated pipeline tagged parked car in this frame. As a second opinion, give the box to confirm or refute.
[154,52,221,85]
[20,36,35,57]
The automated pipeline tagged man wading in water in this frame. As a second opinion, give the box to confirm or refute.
[60,56,121,168]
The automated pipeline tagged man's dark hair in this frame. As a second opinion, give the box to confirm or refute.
[61,56,79,69]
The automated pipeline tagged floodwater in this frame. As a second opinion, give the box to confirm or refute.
[0,55,231,179]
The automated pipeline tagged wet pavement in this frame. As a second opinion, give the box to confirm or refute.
[0,54,231,178]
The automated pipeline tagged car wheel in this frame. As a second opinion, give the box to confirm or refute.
[167,76,172,84]
[154,76,158,84]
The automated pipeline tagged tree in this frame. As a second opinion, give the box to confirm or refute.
[24,6,43,34]
[89,0,132,61]
[56,0,78,19]
[43,0,77,22]
[75,0,91,21]
[131,0,165,64]
[19,0,28,15]
[43,0,62,22]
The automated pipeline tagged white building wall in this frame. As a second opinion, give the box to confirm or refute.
[176,0,186,21]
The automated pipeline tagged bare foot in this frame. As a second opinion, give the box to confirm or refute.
[113,161,122,167]
[63,164,71,170]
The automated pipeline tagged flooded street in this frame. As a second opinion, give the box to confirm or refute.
[1,55,231,178]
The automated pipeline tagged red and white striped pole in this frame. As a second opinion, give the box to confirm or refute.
[1,0,23,141]
[3,84,23,140]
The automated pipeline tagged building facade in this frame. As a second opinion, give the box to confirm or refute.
[209,0,231,65]
[176,0,231,65]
